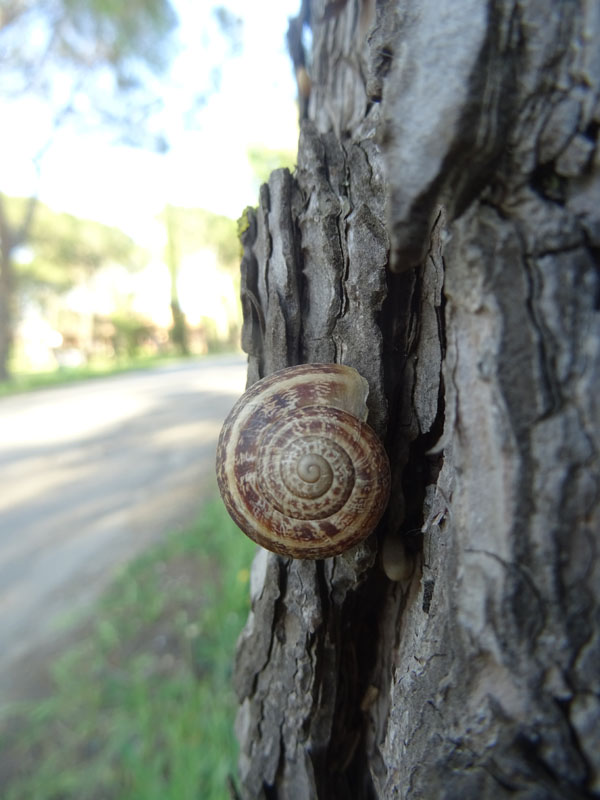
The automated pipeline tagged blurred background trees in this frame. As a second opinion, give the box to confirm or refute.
[0,0,180,380]
[0,0,275,382]
[162,203,241,357]
[7,196,144,365]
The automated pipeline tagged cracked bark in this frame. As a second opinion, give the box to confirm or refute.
[231,1,600,798]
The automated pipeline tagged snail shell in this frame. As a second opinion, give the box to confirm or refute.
[216,363,390,559]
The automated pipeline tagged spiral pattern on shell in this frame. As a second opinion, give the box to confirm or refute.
[216,364,390,559]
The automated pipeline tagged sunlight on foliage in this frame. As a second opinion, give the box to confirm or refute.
[247,144,297,188]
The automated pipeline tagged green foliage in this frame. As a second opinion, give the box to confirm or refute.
[237,206,252,239]
[160,205,239,269]
[169,300,189,355]
[0,0,180,381]
[110,312,156,358]
[0,498,256,800]
[0,353,218,398]
[0,0,178,103]
[194,315,234,355]
[247,144,297,187]
[6,196,146,292]
[62,0,178,69]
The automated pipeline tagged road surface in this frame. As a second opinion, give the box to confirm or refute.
[0,355,246,703]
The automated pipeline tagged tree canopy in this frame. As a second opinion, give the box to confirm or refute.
[247,144,297,191]
[160,204,239,269]
[6,196,146,293]
[0,0,178,149]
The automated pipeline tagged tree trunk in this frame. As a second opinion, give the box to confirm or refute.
[231,1,600,798]
[0,236,15,383]
[0,194,37,381]
[165,203,190,356]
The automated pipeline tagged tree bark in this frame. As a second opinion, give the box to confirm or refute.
[232,1,600,798]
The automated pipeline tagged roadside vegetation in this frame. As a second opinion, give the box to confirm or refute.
[0,498,256,800]
[0,353,190,398]
[0,349,242,399]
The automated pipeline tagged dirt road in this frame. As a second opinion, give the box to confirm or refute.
[0,356,246,703]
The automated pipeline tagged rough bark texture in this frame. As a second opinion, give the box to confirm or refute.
[232,1,600,798]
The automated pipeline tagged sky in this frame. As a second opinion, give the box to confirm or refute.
[0,0,301,245]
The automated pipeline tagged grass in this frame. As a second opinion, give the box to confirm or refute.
[0,498,256,800]
[0,353,201,398]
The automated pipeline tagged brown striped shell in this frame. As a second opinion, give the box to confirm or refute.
[216,364,390,559]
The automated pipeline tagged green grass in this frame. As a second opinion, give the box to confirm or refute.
[0,498,256,800]
[0,353,202,398]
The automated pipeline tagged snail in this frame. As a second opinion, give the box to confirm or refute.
[216,363,390,559]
